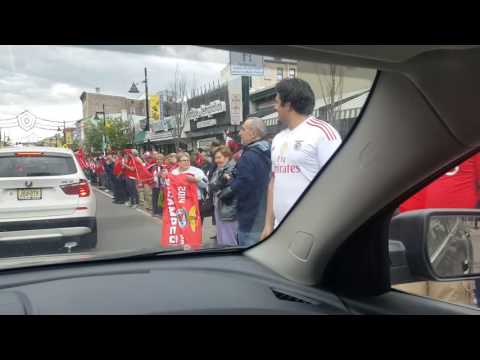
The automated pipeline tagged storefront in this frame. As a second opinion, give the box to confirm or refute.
[185,85,235,151]
[134,130,147,151]
[147,130,177,154]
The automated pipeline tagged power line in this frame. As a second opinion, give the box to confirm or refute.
[37,126,63,131]
[37,117,77,124]
[0,117,18,122]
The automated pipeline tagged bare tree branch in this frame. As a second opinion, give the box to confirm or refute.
[169,64,189,149]
[317,64,344,122]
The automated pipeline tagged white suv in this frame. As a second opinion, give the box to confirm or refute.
[0,146,97,254]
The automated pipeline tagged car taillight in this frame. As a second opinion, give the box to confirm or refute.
[15,152,44,157]
[61,180,90,197]
[79,179,90,197]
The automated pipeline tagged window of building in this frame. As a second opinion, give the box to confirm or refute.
[277,68,284,81]
[289,68,296,78]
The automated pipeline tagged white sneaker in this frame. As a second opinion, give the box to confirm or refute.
[125,202,131,206]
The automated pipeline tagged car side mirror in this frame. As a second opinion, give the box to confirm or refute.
[390,209,480,281]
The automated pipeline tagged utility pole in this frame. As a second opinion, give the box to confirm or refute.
[102,104,106,155]
[241,76,251,128]
[63,120,66,144]
[144,67,151,151]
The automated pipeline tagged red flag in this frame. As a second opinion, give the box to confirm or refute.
[161,173,202,250]
[129,154,154,186]
[75,148,88,170]
[122,149,154,186]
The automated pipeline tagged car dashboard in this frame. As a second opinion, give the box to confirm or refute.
[0,253,350,315]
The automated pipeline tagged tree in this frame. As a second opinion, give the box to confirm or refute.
[84,117,133,154]
[169,64,189,150]
[104,117,134,150]
[317,64,344,123]
[83,119,103,154]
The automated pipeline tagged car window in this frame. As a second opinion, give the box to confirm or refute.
[0,45,375,268]
[0,155,77,177]
[392,151,480,308]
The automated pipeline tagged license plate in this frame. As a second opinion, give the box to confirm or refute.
[17,188,42,200]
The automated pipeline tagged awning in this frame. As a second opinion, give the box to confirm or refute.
[134,130,146,144]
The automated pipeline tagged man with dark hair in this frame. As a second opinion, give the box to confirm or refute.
[261,78,342,240]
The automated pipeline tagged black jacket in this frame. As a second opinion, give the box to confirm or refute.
[210,160,237,222]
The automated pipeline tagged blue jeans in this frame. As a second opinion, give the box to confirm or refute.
[126,177,139,205]
[237,231,261,247]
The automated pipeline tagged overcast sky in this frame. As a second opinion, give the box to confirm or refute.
[0,45,229,143]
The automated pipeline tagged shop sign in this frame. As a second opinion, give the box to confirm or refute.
[186,100,226,122]
[196,119,217,129]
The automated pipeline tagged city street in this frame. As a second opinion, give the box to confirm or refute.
[91,187,216,254]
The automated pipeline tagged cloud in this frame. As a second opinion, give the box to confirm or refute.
[0,45,229,142]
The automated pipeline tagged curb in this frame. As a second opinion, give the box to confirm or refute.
[93,186,162,223]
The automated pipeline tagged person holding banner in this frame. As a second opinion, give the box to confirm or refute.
[171,153,208,200]
[160,153,206,250]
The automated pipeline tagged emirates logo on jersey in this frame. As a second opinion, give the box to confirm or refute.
[274,164,301,174]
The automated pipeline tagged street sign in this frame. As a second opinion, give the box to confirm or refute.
[230,51,264,77]
[228,77,243,125]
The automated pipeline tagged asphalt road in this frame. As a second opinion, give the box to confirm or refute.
[92,187,216,254]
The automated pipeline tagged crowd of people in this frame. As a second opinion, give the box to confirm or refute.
[75,78,343,249]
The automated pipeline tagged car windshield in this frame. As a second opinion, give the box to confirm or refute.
[0,45,375,268]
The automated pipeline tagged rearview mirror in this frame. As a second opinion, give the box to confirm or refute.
[390,210,480,281]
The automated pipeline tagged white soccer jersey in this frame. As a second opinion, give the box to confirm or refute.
[271,116,342,227]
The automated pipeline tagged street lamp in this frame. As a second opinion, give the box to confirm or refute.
[94,104,107,155]
[129,67,150,150]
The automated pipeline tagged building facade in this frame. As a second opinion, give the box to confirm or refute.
[80,91,146,119]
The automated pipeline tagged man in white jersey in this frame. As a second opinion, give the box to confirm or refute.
[261,78,342,240]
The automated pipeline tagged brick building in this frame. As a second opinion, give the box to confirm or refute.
[80,90,146,119]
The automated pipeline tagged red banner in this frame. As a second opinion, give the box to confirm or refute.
[161,173,202,250]
[74,148,88,170]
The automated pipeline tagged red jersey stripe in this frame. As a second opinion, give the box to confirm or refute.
[306,120,335,141]
[307,117,335,139]
[306,121,333,141]
[308,118,337,140]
